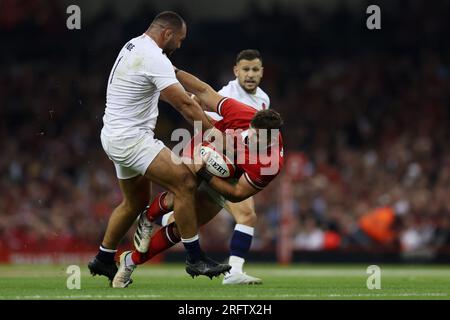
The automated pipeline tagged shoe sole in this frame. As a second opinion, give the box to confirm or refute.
[223,280,263,285]
[186,264,232,279]
[112,278,133,288]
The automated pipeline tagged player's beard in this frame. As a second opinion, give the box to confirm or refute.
[163,41,177,56]
[243,86,257,94]
[241,80,259,94]
[163,48,174,56]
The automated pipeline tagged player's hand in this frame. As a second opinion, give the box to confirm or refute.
[193,143,209,173]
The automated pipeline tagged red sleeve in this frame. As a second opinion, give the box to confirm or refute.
[241,136,284,190]
[216,98,256,130]
[243,171,268,190]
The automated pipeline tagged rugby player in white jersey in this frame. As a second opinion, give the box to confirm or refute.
[87,11,230,287]
[159,50,270,284]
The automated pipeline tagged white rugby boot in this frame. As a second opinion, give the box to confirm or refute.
[134,208,153,253]
[112,251,136,288]
[222,272,262,285]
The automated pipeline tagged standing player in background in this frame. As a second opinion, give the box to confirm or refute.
[162,50,270,284]
[88,11,230,287]
[210,50,270,285]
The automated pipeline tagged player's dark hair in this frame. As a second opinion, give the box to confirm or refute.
[236,49,262,64]
[150,11,185,30]
[251,109,283,130]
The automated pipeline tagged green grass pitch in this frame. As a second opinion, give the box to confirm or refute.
[0,264,449,300]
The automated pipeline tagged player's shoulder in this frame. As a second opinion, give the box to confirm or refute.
[218,80,236,95]
[256,86,270,105]
[132,35,168,61]
[220,97,256,114]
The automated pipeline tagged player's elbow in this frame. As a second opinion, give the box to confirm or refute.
[228,196,245,203]
[195,84,214,101]
[227,189,248,203]
[175,94,197,112]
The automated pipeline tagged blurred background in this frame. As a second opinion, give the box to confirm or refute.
[1,0,450,264]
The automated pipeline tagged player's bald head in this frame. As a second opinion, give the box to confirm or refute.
[148,11,187,56]
[149,11,185,31]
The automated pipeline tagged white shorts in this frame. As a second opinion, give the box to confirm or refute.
[100,131,165,180]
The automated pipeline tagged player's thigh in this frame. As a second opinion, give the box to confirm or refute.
[118,175,151,212]
[195,187,223,226]
[144,147,196,194]
[224,196,256,219]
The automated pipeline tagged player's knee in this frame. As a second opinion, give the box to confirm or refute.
[164,192,175,209]
[176,170,197,194]
[236,209,257,226]
[121,198,146,216]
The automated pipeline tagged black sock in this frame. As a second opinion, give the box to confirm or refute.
[182,235,203,263]
[96,245,117,264]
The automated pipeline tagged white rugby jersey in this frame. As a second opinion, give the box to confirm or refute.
[102,34,179,137]
[206,79,270,121]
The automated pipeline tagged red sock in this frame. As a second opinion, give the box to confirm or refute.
[145,192,171,222]
[131,222,180,265]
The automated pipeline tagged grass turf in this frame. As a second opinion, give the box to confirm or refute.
[0,263,449,300]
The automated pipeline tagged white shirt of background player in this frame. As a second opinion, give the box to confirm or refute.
[206,70,270,120]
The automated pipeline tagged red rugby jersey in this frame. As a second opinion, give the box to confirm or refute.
[184,97,284,190]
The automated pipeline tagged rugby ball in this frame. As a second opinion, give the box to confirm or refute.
[200,142,235,178]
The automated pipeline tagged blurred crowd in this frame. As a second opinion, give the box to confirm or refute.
[1,0,450,260]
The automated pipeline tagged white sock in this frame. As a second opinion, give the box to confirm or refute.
[125,252,135,267]
[235,224,254,236]
[181,234,199,243]
[229,255,245,274]
[99,245,117,253]
[161,212,173,227]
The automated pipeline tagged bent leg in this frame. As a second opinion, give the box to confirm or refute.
[89,174,150,282]
[132,187,223,265]
[143,147,199,239]
[102,175,151,249]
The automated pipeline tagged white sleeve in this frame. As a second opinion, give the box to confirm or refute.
[218,85,230,97]
[144,54,179,91]
[205,111,223,121]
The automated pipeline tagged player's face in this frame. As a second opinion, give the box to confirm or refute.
[247,126,264,152]
[163,24,187,56]
[248,126,275,152]
[234,59,264,94]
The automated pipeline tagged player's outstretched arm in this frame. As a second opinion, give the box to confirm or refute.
[160,83,214,130]
[200,170,260,203]
[175,68,224,113]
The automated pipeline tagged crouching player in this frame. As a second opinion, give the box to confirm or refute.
[112,67,284,287]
